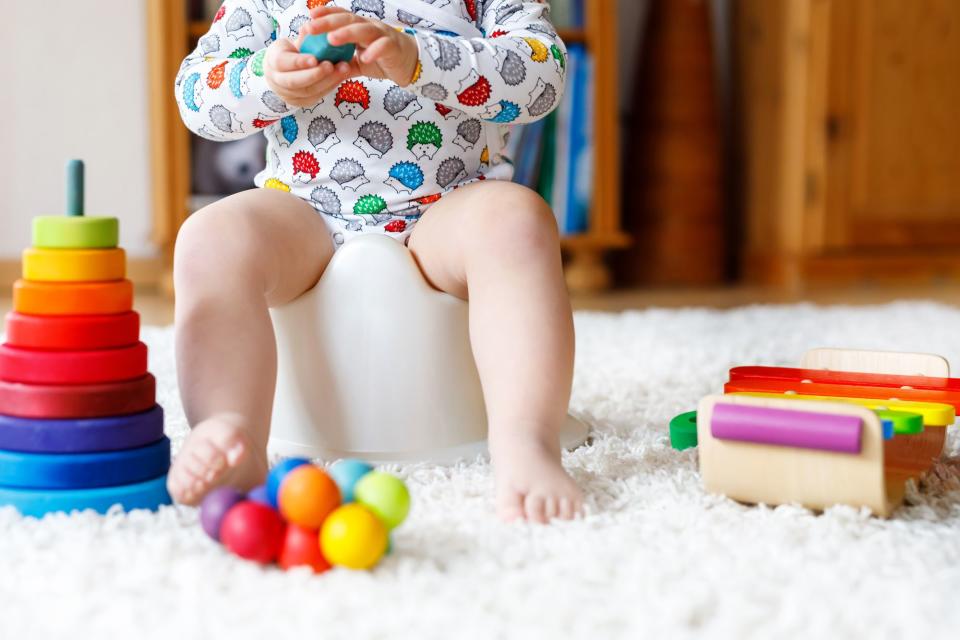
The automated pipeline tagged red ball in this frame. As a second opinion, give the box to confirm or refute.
[219,501,285,564]
[278,524,331,573]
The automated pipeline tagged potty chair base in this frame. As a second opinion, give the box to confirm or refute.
[268,234,588,464]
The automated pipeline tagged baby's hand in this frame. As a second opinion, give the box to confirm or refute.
[303,5,419,87]
[263,34,352,109]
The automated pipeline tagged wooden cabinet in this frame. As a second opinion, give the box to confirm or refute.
[146,0,625,294]
[738,0,960,287]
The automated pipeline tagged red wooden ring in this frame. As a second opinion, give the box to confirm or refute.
[4,312,140,351]
[0,374,156,419]
[0,342,148,385]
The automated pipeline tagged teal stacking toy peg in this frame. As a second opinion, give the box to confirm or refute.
[66,159,84,217]
[300,33,356,63]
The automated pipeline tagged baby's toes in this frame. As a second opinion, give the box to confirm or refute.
[558,496,575,520]
[202,422,248,466]
[167,461,201,503]
[496,488,525,522]
[543,496,559,521]
[524,493,548,524]
[188,438,229,482]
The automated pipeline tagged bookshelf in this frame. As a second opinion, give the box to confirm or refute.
[147,0,624,294]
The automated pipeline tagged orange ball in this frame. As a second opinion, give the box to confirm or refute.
[278,465,341,529]
[278,523,331,573]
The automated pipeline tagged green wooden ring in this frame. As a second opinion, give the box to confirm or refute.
[32,216,119,249]
[669,410,699,450]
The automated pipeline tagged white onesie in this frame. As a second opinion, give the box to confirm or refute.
[176,0,567,247]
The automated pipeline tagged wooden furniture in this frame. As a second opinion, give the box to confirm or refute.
[145,0,625,294]
[737,0,960,289]
[615,0,726,286]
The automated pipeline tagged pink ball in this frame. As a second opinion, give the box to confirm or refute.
[219,501,285,564]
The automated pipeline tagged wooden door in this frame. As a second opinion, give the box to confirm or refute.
[819,0,960,251]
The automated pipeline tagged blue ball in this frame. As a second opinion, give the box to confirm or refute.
[300,33,356,63]
[266,457,311,508]
[328,458,373,503]
[247,484,270,506]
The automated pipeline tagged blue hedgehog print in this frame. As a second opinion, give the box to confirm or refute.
[278,115,298,146]
[175,0,565,244]
[385,162,425,194]
[482,100,521,123]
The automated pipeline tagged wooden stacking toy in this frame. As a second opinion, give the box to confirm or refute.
[200,458,410,572]
[669,348,957,517]
[0,160,170,517]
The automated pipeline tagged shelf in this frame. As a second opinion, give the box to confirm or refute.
[188,20,207,41]
[556,28,587,44]
[560,231,631,251]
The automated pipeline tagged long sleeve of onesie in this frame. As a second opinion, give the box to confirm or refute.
[406,0,567,125]
[175,0,293,141]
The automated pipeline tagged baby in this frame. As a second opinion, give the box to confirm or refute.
[170,0,580,523]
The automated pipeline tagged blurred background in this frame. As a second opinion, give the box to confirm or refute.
[1,0,958,321]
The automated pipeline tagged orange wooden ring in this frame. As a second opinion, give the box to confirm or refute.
[12,279,133,316]
[0,342,148,385]
[0,374,156,419]
[3,312,140,350]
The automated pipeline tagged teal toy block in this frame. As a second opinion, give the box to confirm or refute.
[300,33,356,63]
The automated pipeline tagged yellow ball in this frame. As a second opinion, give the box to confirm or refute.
[320,504,388,570]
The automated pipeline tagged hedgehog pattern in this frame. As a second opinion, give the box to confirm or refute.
[308,116,340,152]
[175,0,565,242]
[354,122,394,158]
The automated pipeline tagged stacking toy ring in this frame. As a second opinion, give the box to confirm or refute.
[3,312,140,350]
[0,374,156,419]
[32,215,119,249]
[13,279,133,316]
[0,436,171,489]
[0,405,164,453]
[0,342,148,385]
[0,475,170,518]
[22,247,126,282]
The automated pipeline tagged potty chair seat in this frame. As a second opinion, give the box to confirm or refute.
[268,234,589,463]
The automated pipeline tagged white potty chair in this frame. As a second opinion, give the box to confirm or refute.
[268,234,589,462]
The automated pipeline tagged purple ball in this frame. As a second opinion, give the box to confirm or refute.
[199,486,245,541]
[247,484,270,505]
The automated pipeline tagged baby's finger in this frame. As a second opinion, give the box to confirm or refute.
[308,12,364,37]
[272,61,336,91]
[271,49,319,72]
[359,35,395,64]
[328,22,385,48]
[308,4,349,20]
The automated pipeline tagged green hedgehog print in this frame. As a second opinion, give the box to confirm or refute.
[550,45,565,71]
[229,47,254,59]
[407,121,443,161]
[354,194,387,216]
[251,49,267,77]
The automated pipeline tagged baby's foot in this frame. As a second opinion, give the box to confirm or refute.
[491,431,583,524]
[167,413,268,506]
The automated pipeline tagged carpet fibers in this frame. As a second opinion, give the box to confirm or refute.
[1,301,959,639]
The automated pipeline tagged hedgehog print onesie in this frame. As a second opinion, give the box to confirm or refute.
[176,0,566,246]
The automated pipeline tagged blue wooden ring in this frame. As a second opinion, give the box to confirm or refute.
[0,474,171,517]
[0,437,170,489]
[0,405,164,453]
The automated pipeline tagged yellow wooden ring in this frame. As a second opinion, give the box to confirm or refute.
[22,248,125,282]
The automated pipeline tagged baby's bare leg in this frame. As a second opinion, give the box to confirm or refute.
[408,181,581,523]
[167,189,334,505]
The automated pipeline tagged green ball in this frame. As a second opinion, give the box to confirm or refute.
[354,472,410,530]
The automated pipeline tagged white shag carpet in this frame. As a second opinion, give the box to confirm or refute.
[2,301,960,639]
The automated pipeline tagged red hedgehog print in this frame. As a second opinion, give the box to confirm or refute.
[292,150,321,183]
[307,0,331,8]
[464,0,478,21]
[435,103,453,117]
[457,70,492,107]
[490,29,508,38]
[384,219,407,233]
[207,61,228,89]
[213,4,226,22]
[335,80,371,119]
[253,113,279,128]
[417,193,442,206]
